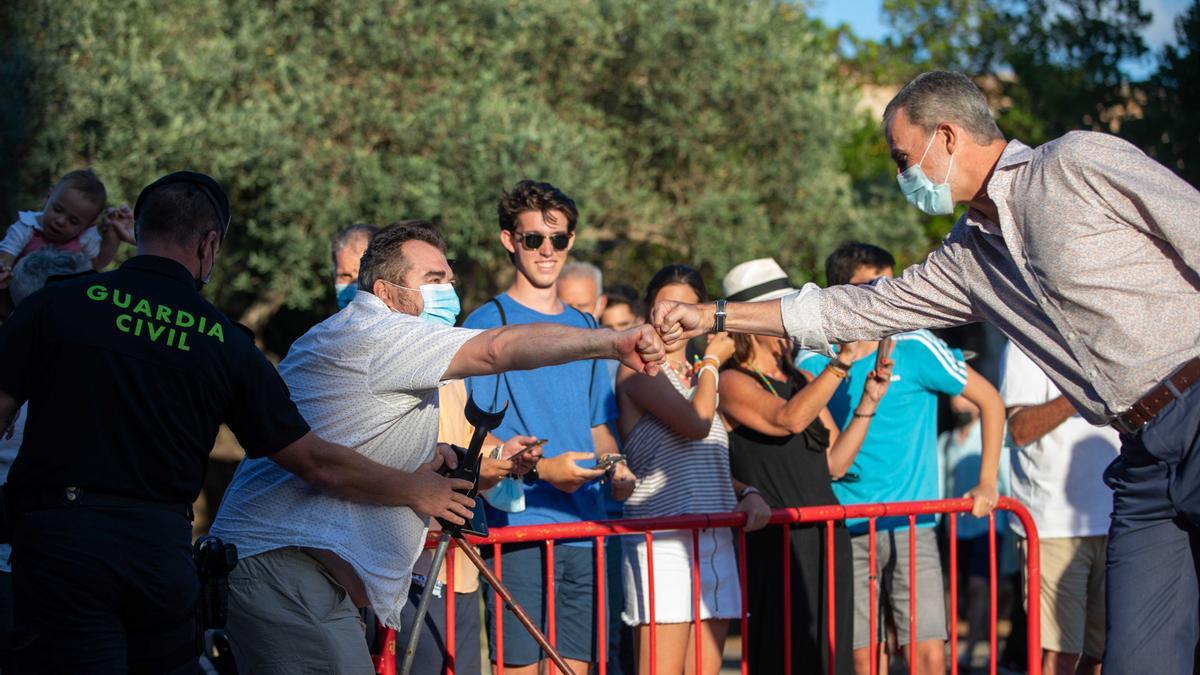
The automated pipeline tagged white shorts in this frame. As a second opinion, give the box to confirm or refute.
[621,527,742,626]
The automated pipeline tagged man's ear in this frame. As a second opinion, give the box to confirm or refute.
[499,229,517,255]
[596,294,608,319]
[941,122,959,156]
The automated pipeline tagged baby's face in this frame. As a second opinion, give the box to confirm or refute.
[41,186,102,244]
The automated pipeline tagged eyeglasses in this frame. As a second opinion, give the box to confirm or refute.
[514,231,571,251]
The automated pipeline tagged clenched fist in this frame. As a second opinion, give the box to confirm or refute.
[614,324,666,376]
[650,300,712,348]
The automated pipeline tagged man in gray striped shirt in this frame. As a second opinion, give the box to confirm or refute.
[651,71,1200,673]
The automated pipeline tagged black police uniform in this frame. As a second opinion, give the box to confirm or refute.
[0,255,310,674]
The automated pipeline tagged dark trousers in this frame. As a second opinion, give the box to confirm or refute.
[1104,381,1200,674]
[11,505,200,674]
[397,581,483,675]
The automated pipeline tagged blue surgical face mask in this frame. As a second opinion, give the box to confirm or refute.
[897,130,956,216]
[335,283,357,310]
[384,280,461,326]
[482,476,525,513]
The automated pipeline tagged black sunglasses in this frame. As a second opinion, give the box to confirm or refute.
[515,231,571,251]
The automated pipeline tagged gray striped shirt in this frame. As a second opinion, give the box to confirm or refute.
[782,132,1200,425]
[623,368,737,519]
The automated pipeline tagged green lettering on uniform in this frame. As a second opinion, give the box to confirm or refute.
[112,289,131,309]
[208,323,224,343]
[116,314,131,333]
[176,310,194,329]
[167,328,177,348]
[133,318,144,336]
[198,316,207,334]
[87,285,108,301]
[178,330,191,352]
[148,323,166,342]
[133,299,153,317]
[155,305,172,323]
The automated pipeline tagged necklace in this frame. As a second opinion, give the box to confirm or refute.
[666,359,692,383]
[751,366,782,398]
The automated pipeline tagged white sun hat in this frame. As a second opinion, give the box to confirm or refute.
[722,258,797,302]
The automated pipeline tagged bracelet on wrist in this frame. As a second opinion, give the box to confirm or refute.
[737,485,761,501]
[697,365,720,380]
[827,360,851,379]
[853,411,875,418]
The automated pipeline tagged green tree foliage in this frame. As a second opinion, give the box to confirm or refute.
[2,0,927,338]
[874,0,1150,146]
[1125,0,1200,185]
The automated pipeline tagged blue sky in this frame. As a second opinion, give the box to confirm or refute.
[811,0,1190,77]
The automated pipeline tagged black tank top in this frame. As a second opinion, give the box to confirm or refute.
[727,367,842,509]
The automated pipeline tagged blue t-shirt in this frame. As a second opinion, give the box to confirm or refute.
[797,330,967,534]
[463,293,618,539]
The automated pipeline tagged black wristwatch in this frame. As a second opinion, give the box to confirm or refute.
[712,300,727,333]
[737,485,761,501]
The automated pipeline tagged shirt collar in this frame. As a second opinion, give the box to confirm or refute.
[966,138,1033,234]
[119,255,198,287]
[18,211,41,230]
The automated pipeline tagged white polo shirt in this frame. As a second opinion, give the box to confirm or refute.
[211,291,480,628]
[999,342,1119,539]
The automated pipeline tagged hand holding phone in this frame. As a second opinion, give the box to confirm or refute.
[594,454,627,472]
[506,438,548,462]
[875,336,895,370]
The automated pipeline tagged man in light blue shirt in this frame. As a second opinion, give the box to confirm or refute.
[796,242,1005,675]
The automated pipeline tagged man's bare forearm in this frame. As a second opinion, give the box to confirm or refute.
[447,323,615,380]
[1007,396,1077,447]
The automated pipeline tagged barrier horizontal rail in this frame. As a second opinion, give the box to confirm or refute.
[377,497,1040,675]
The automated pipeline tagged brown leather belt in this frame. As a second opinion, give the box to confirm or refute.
[1112,357,1200,435]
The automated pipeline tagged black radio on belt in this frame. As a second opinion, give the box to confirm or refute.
[193,535,238,629]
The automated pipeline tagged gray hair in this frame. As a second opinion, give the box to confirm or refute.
[10,249,91,305]
[330,223,379,280]
[560,262,602,292]
[883,71,1004,144]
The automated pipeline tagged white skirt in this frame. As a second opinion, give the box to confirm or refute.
[621,527,742,626]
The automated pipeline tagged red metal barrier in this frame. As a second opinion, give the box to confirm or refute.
[373,497,1041,675]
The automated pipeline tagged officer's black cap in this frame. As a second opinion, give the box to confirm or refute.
[134,171,231,241]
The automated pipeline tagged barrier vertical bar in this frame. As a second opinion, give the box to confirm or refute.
[783,524,792,675]
[379,626,397,675]
[949,514,959,675]
[826,520,837,675]
[546,542,557,653]
[869,517,878,675]
[446,544,457,675]
[1021,506,1042,675]
[988,514,997,675]
[908,515,916,675]
[738,527,749,675]
[494,543,504,675]
[692,528,703,675]
[596,535,607,675]
[646,531,657,675]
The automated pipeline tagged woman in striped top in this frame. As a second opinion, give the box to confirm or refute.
[616,265,771,675]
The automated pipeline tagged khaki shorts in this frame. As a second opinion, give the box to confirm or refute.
[1019,536,1106,658]
[226,547,375,675]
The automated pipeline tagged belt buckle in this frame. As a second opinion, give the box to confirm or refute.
[1111,413,1138,436]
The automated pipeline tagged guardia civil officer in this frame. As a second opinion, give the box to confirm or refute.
[0,172,476,674]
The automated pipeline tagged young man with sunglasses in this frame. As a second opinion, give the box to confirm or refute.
[463,180,636,675]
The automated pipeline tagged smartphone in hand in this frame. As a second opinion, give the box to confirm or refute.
[594,454,627,471]
[505,438,548,462]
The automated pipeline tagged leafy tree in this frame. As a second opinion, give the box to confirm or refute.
[2,0,927,347]
[1125,0,1200,185]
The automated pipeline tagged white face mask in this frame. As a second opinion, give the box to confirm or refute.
[896,130,956,216]
[382,280,461,325]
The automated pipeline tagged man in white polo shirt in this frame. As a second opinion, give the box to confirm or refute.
[1000,343,1119,675]
[211,222,665,673]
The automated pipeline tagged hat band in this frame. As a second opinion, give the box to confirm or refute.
[726,277,794,302]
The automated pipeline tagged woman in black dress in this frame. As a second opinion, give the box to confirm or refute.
[717,263,892,675]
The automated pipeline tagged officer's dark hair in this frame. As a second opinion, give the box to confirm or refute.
[135,182,225,248]
[604,283,644,317]
[498,180,579,233]
[330,223,380,281]
[357,220,446,292]
[825,242,896,287]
